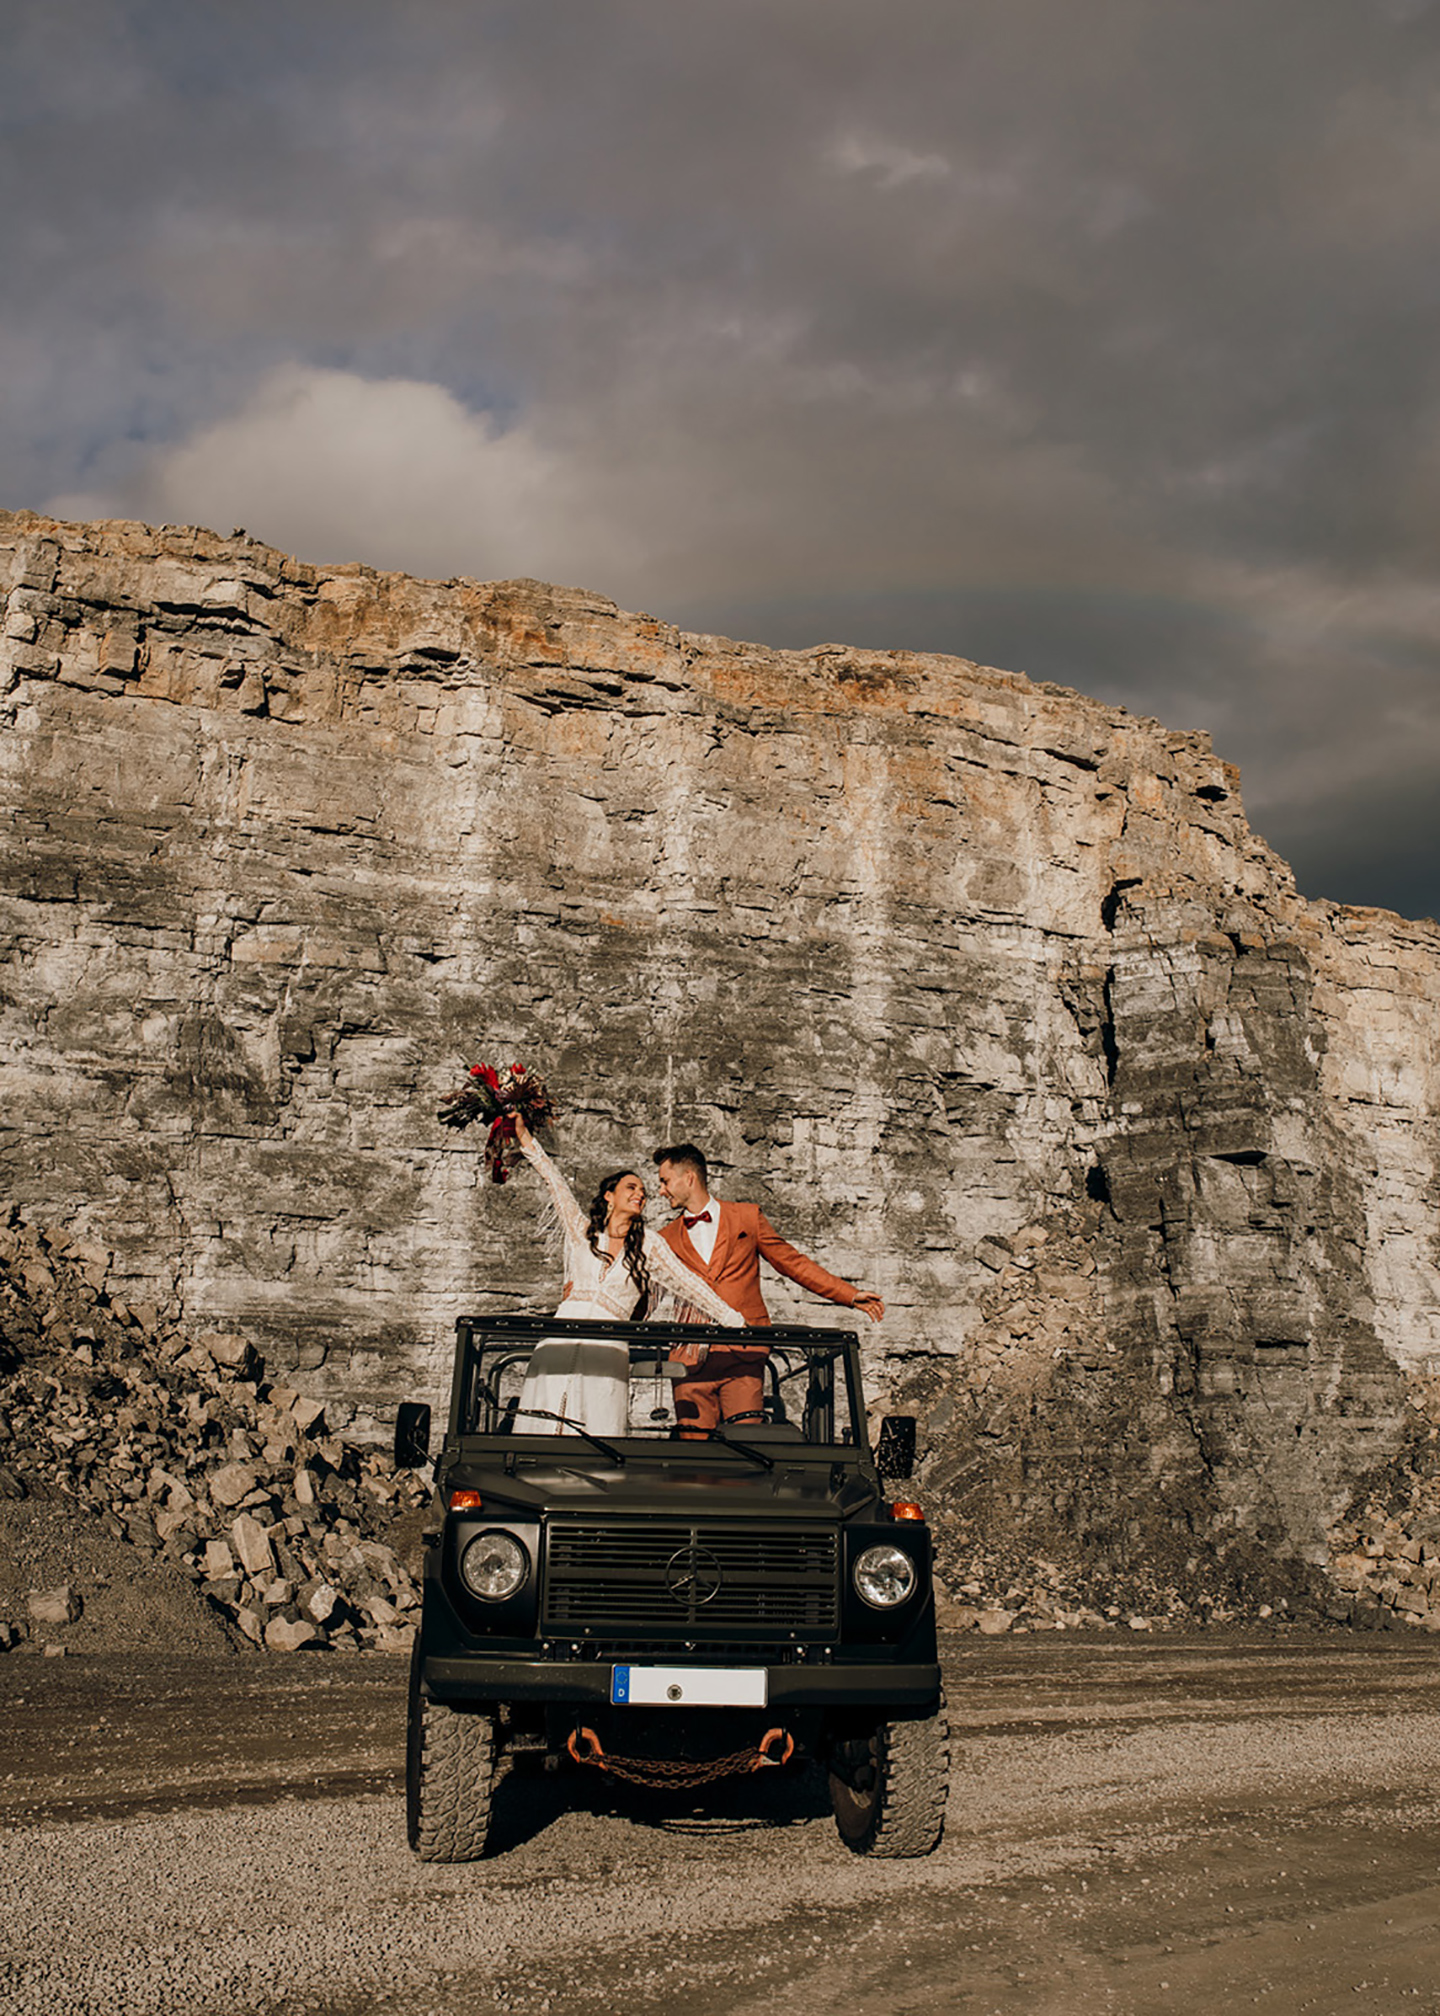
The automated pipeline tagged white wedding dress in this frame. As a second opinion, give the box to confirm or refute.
[515,1134,744,1435]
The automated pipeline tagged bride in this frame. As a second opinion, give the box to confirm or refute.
[511,1112,744,1434]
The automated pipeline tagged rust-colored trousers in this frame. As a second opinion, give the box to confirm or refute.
[673,1353,764,1436]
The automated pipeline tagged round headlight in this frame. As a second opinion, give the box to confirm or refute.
[853,1542,917,1609]
[460,1530,529,1602]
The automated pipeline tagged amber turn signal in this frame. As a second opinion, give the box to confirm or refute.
[448,1489,483,1511]
[891,1500,925,1521]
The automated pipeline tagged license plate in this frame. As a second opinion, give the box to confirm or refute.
[610,1664,768,1708]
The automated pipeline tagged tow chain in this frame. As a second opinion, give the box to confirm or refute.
[566,1725,795,1787]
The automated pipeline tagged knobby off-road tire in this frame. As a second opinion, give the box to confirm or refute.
[406,1650,500,1862]
[828,1692,949,1858]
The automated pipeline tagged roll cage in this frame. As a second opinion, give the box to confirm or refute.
[443,1314,865,1449]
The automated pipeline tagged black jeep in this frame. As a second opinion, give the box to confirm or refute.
[396,1315,946,1859]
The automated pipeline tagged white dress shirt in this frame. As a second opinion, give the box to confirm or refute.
[683,1196,721,1265]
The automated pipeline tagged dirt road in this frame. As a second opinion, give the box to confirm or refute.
[3,1633,1440,2015]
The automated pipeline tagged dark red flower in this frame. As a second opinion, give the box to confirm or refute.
[438,1054,555,1177]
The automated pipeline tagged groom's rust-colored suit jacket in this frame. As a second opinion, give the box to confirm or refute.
[658,1202,858,1331]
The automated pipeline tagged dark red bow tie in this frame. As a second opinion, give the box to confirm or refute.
[683,1210,712,1230]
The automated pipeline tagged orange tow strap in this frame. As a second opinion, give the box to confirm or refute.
[755,1726,795,1767]
[568,1726,605,1766]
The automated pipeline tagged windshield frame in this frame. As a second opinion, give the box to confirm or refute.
[447,1315,864,1455]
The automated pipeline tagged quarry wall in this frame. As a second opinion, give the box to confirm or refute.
[4,507,1438,1594]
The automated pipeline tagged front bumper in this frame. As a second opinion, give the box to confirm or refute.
[421,1653,942,1713]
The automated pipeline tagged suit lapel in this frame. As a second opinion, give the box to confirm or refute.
[667,1205,730,1283]
[665,1215,707,1274]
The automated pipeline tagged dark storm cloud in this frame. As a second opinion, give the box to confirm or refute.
[6,0,1440,914]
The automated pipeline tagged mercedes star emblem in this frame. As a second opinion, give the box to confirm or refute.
[664,1541,723,1608]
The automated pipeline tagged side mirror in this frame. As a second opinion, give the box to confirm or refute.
[875,1414,917,1481]
[395,1401,432,1470]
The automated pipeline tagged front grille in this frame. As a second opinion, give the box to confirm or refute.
[543,1521,839,1634]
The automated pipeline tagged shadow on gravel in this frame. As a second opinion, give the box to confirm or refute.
[486,1758,830,1855]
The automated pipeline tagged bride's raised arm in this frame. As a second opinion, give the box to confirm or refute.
[642,1230,746,1327]
[512,1112,586,1246]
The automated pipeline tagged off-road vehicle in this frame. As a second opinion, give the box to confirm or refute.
[396,1314,946,1859]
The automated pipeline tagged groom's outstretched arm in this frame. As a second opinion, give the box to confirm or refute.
[754,1212,883,1320]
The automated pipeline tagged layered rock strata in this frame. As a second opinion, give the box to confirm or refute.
[3,508,1439,1599]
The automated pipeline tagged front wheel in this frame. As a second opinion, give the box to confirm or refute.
[406,1644,500,1861]
[828,1694,949,1858]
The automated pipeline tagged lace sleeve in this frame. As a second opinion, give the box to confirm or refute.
[517,1133,587,1247]
[642,1232,747,1327]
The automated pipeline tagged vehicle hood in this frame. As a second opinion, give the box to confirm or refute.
[443,1449,879,1520]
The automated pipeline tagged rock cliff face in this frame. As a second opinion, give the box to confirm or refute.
[3,508,1439,1598]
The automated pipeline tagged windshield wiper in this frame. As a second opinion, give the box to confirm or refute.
[703,1426,774,1472]
[473,1378,628,1467]
[507,1406,627,1466]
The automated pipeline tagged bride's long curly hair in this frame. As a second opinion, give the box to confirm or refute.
[585,1171,652,1302]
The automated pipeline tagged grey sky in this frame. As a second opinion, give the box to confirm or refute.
[5,0,1440,916]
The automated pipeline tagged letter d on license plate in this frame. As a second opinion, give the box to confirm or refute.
[610,1664,767,1707]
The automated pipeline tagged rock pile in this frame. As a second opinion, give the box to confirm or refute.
[1323,1517,1440,1632]
[932,1541,1299,1635]
[0,1209,428,1654]
[1322,1389,1440,1631]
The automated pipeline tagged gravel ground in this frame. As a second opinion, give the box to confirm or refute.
[3,1635,1440,2015]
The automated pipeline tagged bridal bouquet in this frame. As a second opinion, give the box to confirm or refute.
[437,1059,557,1184]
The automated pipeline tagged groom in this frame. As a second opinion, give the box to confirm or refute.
[652,1141,884,1434]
